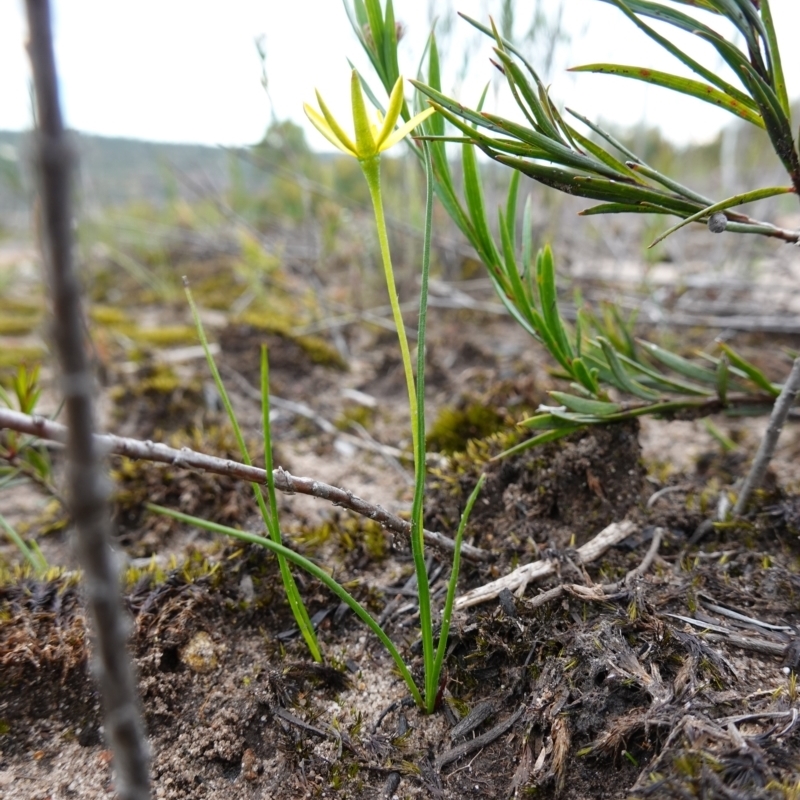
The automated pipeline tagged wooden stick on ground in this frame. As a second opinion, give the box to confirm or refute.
[454,520,637,609]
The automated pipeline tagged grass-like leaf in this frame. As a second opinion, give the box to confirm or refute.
[148,503,424,708]
[185,283,322,662]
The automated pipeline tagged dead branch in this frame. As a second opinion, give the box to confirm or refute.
[0,407,489,563]
[23,2,150,798]
[454,520,637,609]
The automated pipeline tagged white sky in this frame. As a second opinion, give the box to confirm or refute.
[2,1,799,149]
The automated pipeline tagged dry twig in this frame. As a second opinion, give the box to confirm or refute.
[0,407,489,563]
[454,520,637,609]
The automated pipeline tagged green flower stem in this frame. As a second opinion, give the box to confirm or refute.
[361,153,435,708]
[360,156,419,457]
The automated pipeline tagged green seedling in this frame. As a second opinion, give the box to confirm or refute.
[184,285,322,663]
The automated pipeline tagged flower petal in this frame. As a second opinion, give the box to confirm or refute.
[315,90,358,155]
[304,103,357,156]
[379,106,436,152]
[375,77,405,148]
[350,70,376,158]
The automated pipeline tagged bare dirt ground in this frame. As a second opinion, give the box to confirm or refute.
[2,225,800,799]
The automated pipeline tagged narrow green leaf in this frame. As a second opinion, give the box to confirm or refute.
[521,194,534,288]
[187,283,321,662]
[718,343,780,397]
[462,137,502,269]
[617,352,713,396]
[148,503,424,709]
[650,185,793,247]
[572,357,601,395]
[624,161,713,206]
[693,29,794,172]
[706,0,765,65]
[528,305,568,369]
[566,124,642,182]
[492,427,576,460]
[598,0,757,110]
[597,337,661,400]
[345,0,387,87]
[363,0,385,71]
[410,79,504,134]
[537,246,574,365]
[1,511,48,574]
[549,408,605,425]
[566,107,640,162]
[414,141,435,710]
[759,0,789,116]
[579,203,676,216]
[482,112,631,181]
[505,169,521,245]
[498,208,529,324]
[550,391,622,416]
[492,48,563,142]
[569,64,765,128]
[492,154,703,215]
[430,474,485,711]
[262,347,322,662]
[423,102,548,158]
[382,0,401,89]
[638,339,719,384]
[716,355,729,404]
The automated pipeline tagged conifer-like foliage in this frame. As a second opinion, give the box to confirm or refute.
[346,0,798,456]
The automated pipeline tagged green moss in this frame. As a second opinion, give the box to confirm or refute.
[335,404,375,431]
[294,334,347,370]
[120,324,198,347]
[427,403,506,455]
[0,314,41,335]
[296,517,387,562]
[0,297,42,316]
[0,345,47,370]
[89,305,131,326]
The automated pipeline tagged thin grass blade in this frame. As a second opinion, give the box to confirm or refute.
[430,473,485,712]
[147,504,424,708]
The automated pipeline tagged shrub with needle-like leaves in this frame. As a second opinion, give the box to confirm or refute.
[346,0,799,457]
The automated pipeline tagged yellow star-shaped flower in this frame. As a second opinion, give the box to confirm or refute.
[304,71,435,161]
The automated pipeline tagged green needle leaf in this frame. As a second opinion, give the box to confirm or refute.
[549,392,622,416]
[759,0,789,116]
[638,340,719,384]
[569,64,765,128]
[597,337,661,400]
[718,343,781,397]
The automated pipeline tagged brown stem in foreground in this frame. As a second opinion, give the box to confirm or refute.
[0,408,490,563]
[23,3,150,799]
